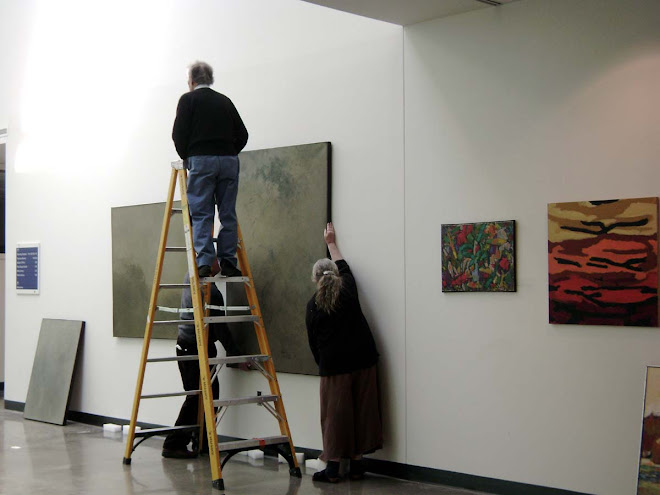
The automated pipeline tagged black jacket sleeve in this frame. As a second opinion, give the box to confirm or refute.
[172,94,192,159]
[231,101,249,154]
[336,260,358,299]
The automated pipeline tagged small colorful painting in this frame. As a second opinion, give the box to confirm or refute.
[441,220,516,292]
[638,366,660,494]
[548,197,658,327]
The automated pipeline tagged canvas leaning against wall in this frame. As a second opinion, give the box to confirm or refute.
[638,366,660,495]
[111,142,331,376]
[441,220,516,292]
[548,197,659,327]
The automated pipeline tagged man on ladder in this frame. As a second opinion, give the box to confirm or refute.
[172,60,248,278]
[123,61,300,490]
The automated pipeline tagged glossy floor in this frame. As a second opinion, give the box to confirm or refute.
[0,402,493,495]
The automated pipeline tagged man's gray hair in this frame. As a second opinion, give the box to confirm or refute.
[189,61,214,86]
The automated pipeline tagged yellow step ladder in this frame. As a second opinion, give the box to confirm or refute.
[122,160,301,490]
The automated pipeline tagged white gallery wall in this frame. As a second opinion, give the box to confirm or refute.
[404,0,660,494]
[0,0,405,462]
[3,0,660,494]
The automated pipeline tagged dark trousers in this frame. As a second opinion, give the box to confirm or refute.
[163,338,219,450]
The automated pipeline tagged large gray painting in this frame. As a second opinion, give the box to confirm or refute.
[112,142,331,375]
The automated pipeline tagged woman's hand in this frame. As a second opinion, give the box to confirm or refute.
[324,222,336,245]
[324,222,343,261]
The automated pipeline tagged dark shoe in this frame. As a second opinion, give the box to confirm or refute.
[162,447,198,459]
[312,461,341,483]
[220,259,242,277]
[349,459,366,480]
[312,469,342,483]
[198,265,212,278]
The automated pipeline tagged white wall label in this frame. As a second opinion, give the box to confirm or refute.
[17,242,39,294]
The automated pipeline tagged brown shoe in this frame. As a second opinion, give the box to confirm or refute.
[162,447,198,459]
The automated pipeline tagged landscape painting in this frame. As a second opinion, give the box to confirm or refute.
[548,197,658,327]
[638,366,660,494]
[441,220,516,292]
[112,142,331,375]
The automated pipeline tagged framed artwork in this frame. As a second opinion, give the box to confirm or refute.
[112,142,331,375]
[638,366,660,494]
[441,220,516,292]
[548,198,658,327]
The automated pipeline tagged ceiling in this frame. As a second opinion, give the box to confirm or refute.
[302,0,520,26]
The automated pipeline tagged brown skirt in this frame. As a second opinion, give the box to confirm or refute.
[319,365,383,461]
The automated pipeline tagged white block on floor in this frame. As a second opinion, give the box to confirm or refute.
[247,449,264,459]
[305,458,325,471]
[122,425,141,435]
[278,452,305,464]
[103,423,121,432]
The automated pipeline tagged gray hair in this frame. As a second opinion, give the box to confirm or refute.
[311,259,342,313]
[189,61,214,86]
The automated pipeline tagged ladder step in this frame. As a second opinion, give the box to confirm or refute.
[156,305,254,314]
[207,304,254,312]
[153,315,260,325]
[159,283,190,289]
[171,208,183,214]
[217,435,290,452]
[147,354,269,364]
[134,425,199,437]
[206,315,260,324]
[158,279,249,290]
[201,275,250,283]
[165,247,187,252]
[214,394,278,407]
[156,306,191,314]
[141,390,200,399]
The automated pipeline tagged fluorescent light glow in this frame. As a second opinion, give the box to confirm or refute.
[16,0,173,175]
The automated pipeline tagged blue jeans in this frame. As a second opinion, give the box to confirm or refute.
[186,155,240,268]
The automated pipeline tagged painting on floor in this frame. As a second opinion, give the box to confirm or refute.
[112,142,331,375]
[638,366,660,494]
[441,220,516,292]
[548,197,659,327]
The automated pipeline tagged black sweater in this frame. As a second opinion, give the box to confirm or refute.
[172,87,248,159]
[306,260,379,376]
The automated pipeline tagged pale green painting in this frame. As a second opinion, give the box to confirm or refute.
[111,142,330,375]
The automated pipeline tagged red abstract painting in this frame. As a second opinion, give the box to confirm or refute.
[548,198,658,326]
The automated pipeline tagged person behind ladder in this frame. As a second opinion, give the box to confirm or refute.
[172,60,248,278]
[162,261,245,459]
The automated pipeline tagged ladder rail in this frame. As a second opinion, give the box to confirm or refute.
[123,167,178,464]
[178,169,224,485]
[236,224,300,470]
